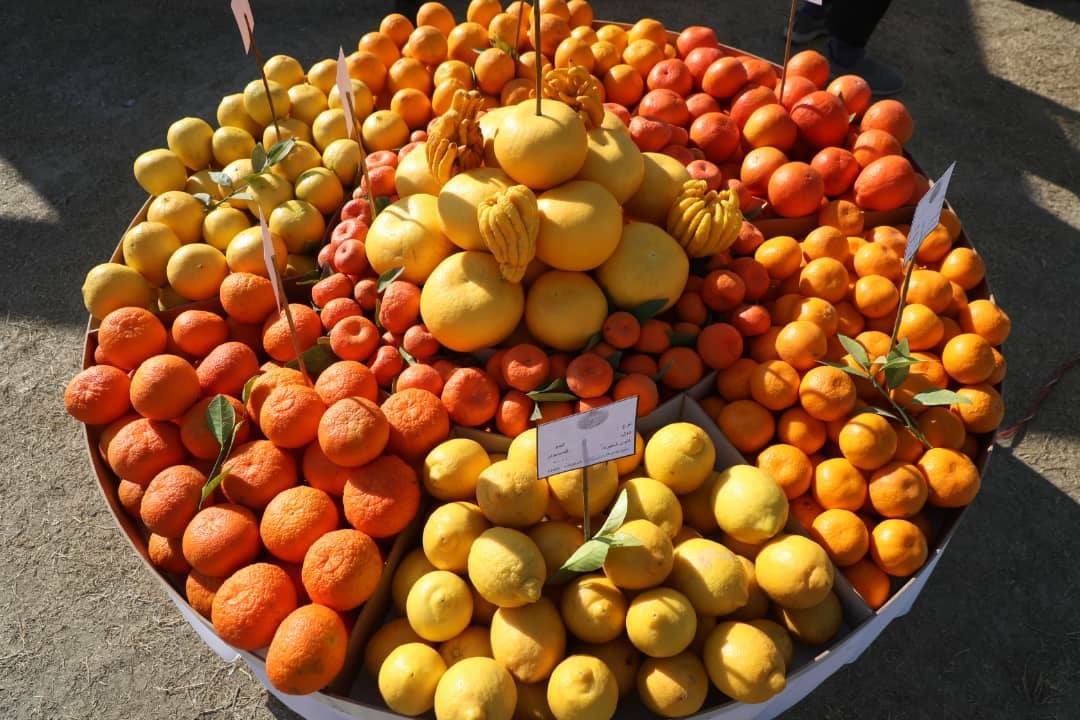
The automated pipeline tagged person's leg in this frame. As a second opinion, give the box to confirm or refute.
[789,1,830,44]
[825,0,904,95]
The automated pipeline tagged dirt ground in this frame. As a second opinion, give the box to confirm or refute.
[1,0,1078,717]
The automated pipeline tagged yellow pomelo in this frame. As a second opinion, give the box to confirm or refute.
[439,626,493,667]
[166,244,228,300]
[560,574,626,644]
[321,138,362,185]
[423,438,491,501]
[166,117,214,171]
[703,622,786,704]
[596,221,689,312]
[396,143,442,197]
[575,114,645,204]
[491,597,566,683]
[217,92,262,135]
[133,149,187,197]
[547,462,618,518]
[437,168,514,250]
[754,534,834,609]
[264,54,305,88]
[82,263,154,320]
[710,465,788,544]
[367,193,453,283]
[527,521,584,579]
[535,180,622,271]
[243,78,291,127]
[272,140,322,182]
[293,167,341,215]
[494,99,588,190]
[202,207,250,250]
[476,459,548,528]
[434,657,517,720]
[147,191,205,245]
[602,519,673,590]
[507,427,538,466]
[776,590,842,645]
[122,221,181,287]
[620,476,683,539]
[637,652,709,718]
[467,527,546,608]
[525,270,607,351]
[287,83,329,126]
[312,108,348,151]
[364,617,426,677]
[421,251,524,351]
[479,105,512,168]
[423,501,491,572]
[624,152,690,225]
[226,226,287,276]
[362,109,410,152]
[212,126,257,167]
[406,570,474,642]
[668,538,748,616]
[392,548,437,615]
[644,422,716,495]
[546,655,618,720]
[269,199,325,254]
[379,642,447,716]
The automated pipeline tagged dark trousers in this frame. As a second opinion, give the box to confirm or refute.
[827,0,893,49]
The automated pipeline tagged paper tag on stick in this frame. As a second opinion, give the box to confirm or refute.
[230,0,254,54]
[536,397,639,479]
[336,47,356,140]
[905,161,957,263]
[258,207,285,311]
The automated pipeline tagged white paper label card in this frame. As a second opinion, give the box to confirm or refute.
[230,0,254,54]
[904,161,956,263]
[336,47,356,139]
[258,207,285,311]
[536,396,639,479]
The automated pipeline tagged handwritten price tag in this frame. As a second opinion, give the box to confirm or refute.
[258,207,285,311]
[905,161,956,263]
[336,47,356,139]
[230,0,254,54]
[536,397,639,479]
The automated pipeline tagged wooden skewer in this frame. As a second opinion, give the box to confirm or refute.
[246,16,281,141]
[778,0,799,107]
[534,5,542,115]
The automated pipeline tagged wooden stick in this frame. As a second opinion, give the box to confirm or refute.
[778,0,798,106]
[246,17,281,141]
[534,5,542,115]
[514,1,524,55]
[888,260,916,351]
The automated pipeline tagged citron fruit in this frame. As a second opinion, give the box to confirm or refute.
[575,113,645,204]
[491,597,567,683]
[82,263,154,320]
[602,519,673,590]
[434,656,517,720]
[535,180,623,271]
[421,251,525,352]
[406,570,474,642]
[269,199,325,254]
[423,438,491,501]
[703,621,786,704]
[167,117,214,170]
[561,574,627,644]
[366,193,455,284]
[626,587,697,658]
[288,83,329,126]
[623,152,691,225]
[494,99,588,190]
[468,527,547,608]
[202,206,250,250]
[754,534,835,609]
[312,108,348,151]
[133,149,187,196]
[396,142,442,196]
[122,221,181,287]
[620,476,683,539]
[596,222,689,312]
[226,226,287,276]
[423,501,491,572]
[548,462,618,518]
[644,423,716,495]
[637,652,709,718]
[709,465,789,544]
[547,655,618,720]
[437,168,514,250]
[525,270,607,351]
[379,642,447,715]
[439,625,494,667]
[264,54,305,87]
[777,589,842,645]
[669,538,749,616]
[166,244,228,301]
[476,459,549,528]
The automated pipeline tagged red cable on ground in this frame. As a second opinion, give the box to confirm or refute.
[995,352,1080,446]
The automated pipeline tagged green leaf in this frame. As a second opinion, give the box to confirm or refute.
[491,37,518,59]
[892,337,914,361]
[584,332,602,352]
[595,489,629,538]
[192,192,213,208]
[630,299,668,324]
[547,539,611,585]
[373,297,383,329]
[377,266,405,293]
[529,401,544,422]
[230,190,255,201]
[205,395,236,448]
[666,330,698,347]
[208,171,233,187]
[265,138,297,166]
[605,350,623,370]
[837,334,870,370]
[852,406,900,421]
[533,377,569,394]
[912,389,971,407]
[599,532,644,548]
[819,360,868,379]
[241,375,260,405]
[653,360,675,383]
[884,362,910,389]
[292,269,322,286]
[251,142,268,173]
[374,196,391,213]
[199,421,244,508]
[527,391,578,403]
[285,343,339,376]
[398,346,417,366]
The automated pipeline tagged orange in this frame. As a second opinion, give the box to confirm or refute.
[817,199,864,236]
[148,533,190,574]
[382,388,451,460]
[697,322,744,370]
[870,519,926,576]
[852,242,901,280]
[853,275,899,318]
[129,354,200,421]
[801,226,849,263]
[343,454,421,537]
[97,307,167,370]
[716,399,775,454]
[775,320,827,371]
[939,247,985,290]
[835,301,865,338]
[740,146,789,197]
[314,360,378,406]
[987,348,1007,385]
[220,272,277,324]
[116,478,144,518]
[259,385,327,449]
[107,418,186,486]
[777,407,826,454]
[827,74,871,116]
[897,304,944,351]
[941,333,994,385]
[841,558,890,610]
[65,365,131,425]
[212,562,298,650]
[851,128,901,168]
[749,326,782,363]
[567,353,615,398]
[917,406,966,449]
[140,465,206,538]
[221,439,299,509]
[838,413,897,471]
[953,383,1004,434]
[266,604,349,695]
[918,447,981,507]
[245,367,306,420]
[603,63,645,106]
[390,88,433,130]
[301,528,383,611]
[262,304,322,362]
[346,50,388,94]
[379,281,422,334]
[501,344,551,392]
[868,462,928,518]
[791,90,849,148]
[330,315,381,362]
[495,390,532,437]
[170,310,229,358]
[381,12,416,46]
[853,155,915,211]
[754,235,802,280]
[743,104,798,152]
[99,412,139,461]
[906,270,952,314]
[813,457,868,511]
[789,494,825,530]
[716,358,757,401]
[467,0,502,27]
[958,299,1010,346]
[186,570,226,619]
[860,99,914,144]
[261,486,340,563]
[441,368,499,427]
[417,2,456,35]
[197,341,260,397]
[602,311,642,349]
[811,148,860,198]
[767,161,824,218]
[182,503,261,577]
[810,509,869,566]
[318,396,391,468]
[915,223,952,263]
[476,47,516,95]
[636,318,673,354]
[749,360,800,411]
[622,38,664,78]
[798,366,857,422]
[301,442,353,498]
[855,331,894,360]
[405,24,448,65]
[613,373,660,417]
[555,36,596,72]
[786,49,829,88]
[657,346,705,390]
[798,257,850,303]
[530,12,572,56]
[757,443,813,499]
[359,31,401,69]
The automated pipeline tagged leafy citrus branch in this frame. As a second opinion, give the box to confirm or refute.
[192,138,296,210]
[198,395,245,507]
[547,489,642,585]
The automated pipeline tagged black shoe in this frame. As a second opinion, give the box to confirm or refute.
[783,4,829,43]
[826,45,905,96]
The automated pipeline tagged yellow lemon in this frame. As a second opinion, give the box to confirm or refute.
[535,180,622,271]
[262,117,313,147]
[362,109,410,152]
[525,270,607,351]
[246,172,294,217]
[122,221,181,287]
[264,54,305,88]
[491,597,566,683]
[494,99,588,191]
[217,92,262,135]
[167,117,214,170]
[185,170,225,201]
[396,142,442,196]
[133,149,187,197]
[392,548,437,615]
[668,538,748,616]
[407,570,474,642]
[147,190,205,245]
[577,637,639,698]
[468,527,546,608]
[476,459,549,528]
[243,78,291,127]
[166,244,228,301]
[596,221,689,313]
[294,167,343,215]
[367,193,455,284]
[748,619,793,668]
[437,168,515,251]
[307,58,338,94]
[287,83,329,126]
[272,140,323,182]
[546,655,618,720]
[514,679,556,720]
[527,521,584,580]
[728,555,770,621]
[602,519,673,590]
[423,438,491,501]
[623,152,690,225]
[321,138,362,185]
[423,501,491,572]
[560,574,626,644]
[379,642,447,716]
[421,251,524,352]
[620,476,683,539]
[202,206,250,250]
[679,471,720,534]
[507,427,538,467]
[614,432,644,476]
[226,226,287,276]
[575,114,645,204]
[548,461,618,519]
[644,422,716,495]
[625,587,696,658]
[703,621,786,704]
[710,465,789,545]
[285,253,315,277]
[777,590,842,645]
[269,199,325,254]
[440,625,494,667]
[434,657,517,720]
[636,652,709,718]
[311,108,348,151]
[212,126,257,167]
[754,534,835,609]
[81,263,153,320]
[364,618,426,677]
[328,79,375,123]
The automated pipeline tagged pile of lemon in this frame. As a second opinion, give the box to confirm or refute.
[367,421,843,719]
